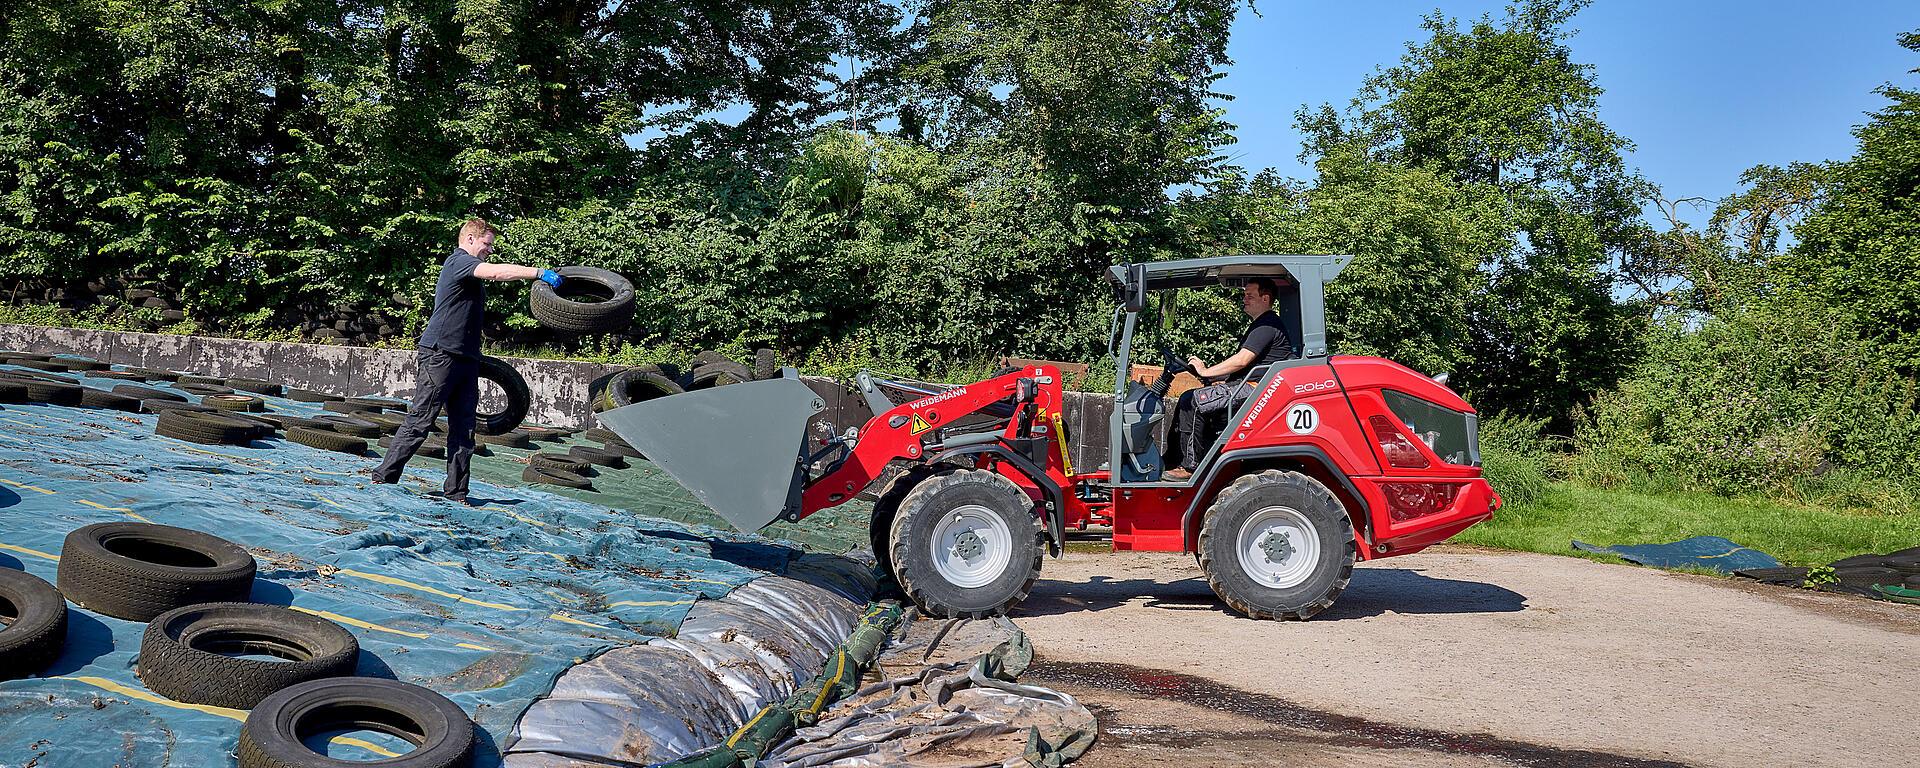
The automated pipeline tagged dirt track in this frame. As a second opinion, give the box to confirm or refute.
[1011,545,1919,768]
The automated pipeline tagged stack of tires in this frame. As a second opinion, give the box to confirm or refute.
[0,521,476,767]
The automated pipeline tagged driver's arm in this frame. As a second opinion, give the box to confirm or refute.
[1187,349,1258,380]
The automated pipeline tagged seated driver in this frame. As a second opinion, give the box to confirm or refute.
[1163,276,1299,481]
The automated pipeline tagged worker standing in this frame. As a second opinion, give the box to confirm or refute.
[369,218,562,503]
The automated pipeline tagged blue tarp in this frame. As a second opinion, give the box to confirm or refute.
[0,362,809,766]
[1571,535,1782,574]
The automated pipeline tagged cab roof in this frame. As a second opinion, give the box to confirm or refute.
[1103,254,1352,292]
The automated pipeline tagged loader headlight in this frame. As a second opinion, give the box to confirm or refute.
[1382,390,1479,467]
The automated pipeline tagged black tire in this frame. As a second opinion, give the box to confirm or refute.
[284,387,341,403]
[12,359,72,372]
[321,400,376,415]
[0,568,68,681]
[529,452,593,474]
[379,436,447,459]
[138,603,358,709]
[10,370,78,384]
[888,469,1042,618]
[56,522,256,622]
[583,427,624,446]
[129,367,183,382]
[566,444,628,469]
[522,464,595,491]
[752,348,778,380]
[50,356,108,371]
[226,378,284,396]
[364,412,407,434]
[317,415,383,438]
[476,355,531,435]
[143,399,216,415]
[592,365,682,412]
[85,369,148,381]
[256,413,334,432]
[529,266,636,334]
[686,361,750,391]
[1906,575,1920,589]
[0,351,52,361]
[868,466,942,588]
[346,396,407,411]
[0,381,25,403]
[79,388,142,411]
[477,430,533,449]
[515,426,569,443]
[204,393,267,412]
[1198,470,1355,620]
[156,410,261,445]
[595,439,642,459]
[288,426,369,454]
[23,380,83,405]
[114,384,186,402]
[687,349,735,369]
[178,374,226,387]
[238,677,474,768]
[180,383,236,396]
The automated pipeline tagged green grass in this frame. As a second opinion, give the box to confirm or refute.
[1457,480,1920,568]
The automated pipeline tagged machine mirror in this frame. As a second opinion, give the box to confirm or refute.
[1123,263,1148,312]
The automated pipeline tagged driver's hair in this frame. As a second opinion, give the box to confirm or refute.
[1247,276,1278,299]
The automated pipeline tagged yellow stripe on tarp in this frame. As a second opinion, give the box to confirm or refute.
[76,499,133,512]
[0,542,58,561]
[547,612,609,629]
[477,506,552,529]
[56,676,244,721]
[0,417,40,430]
[455,642,497,652]
[0,477,56,495]
[335,568,524,612]
[313,494,344,509]
[55,677,400,756]
[607,598,697,608]
[290,606,430,639]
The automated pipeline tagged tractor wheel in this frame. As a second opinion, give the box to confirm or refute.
[1197,469,1354,620]
[889,469,1042,618]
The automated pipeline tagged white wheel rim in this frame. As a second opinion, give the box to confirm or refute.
[931,504,1013,589]
[1237,505,1320,589]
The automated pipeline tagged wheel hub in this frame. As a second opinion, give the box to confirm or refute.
[931,505,1014,589]
[1236,505,1321,590]
[1261,531,1295,564]
[953,530,985,559]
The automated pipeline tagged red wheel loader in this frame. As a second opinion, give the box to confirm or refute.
[599,255,1500,620]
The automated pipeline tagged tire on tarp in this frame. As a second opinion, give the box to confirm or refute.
[226,378,284,396]
[23,380,84,406]
[114,384,186,402]
[523,464,595,491]
[592,366,682,413]
[0,568,67,681]
[239,678,473,768]
[0,381,26,403]
[56,522,256,622]
[156,410,260,445]
[529,266,635,334]
[138,602,358,709]
[288,426,368,455]
[566,444,628,469]
[315,415,382,438]
[284,387,341,403]
[476,355,530,435]
[79,388,142,411]
[477,430,533,449]
[143,399,216,415]
[205,393,267,412]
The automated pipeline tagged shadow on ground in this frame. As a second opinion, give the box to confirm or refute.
[1020,565,1527,620]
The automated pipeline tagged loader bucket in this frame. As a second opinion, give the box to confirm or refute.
[596,373,826,532]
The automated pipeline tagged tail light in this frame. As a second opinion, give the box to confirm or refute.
[1381,482,1460,522]
[1369,415,1430,469]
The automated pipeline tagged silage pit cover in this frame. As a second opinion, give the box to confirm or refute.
[0,365,804,766]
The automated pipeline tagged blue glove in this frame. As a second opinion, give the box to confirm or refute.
[538,269,563,288]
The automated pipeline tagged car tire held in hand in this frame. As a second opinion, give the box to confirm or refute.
[529,266,635,335]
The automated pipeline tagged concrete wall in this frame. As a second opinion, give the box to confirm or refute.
[0,324,1121,463]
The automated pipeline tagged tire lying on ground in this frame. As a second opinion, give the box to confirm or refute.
[142,399,217,415]
[204,393,267,412]
[476,355,531,435]
[288,426,368,455]
[128,367,182,382]
[256,413,333,432]
[177,374,226,387]
[11,359,72,373]
[583,427,624,445]
[316,415,383,438]
[79,388,142,412]
[592,365,682,412]
[346,396,407,412]
[476,430,533,449]
[56,522,256,622]
[139,602,358,709]
[529,265,635,334]
[567,444,628,469]
[156,410,264,445]
[364,412,407,434]
[284,387,341,403]
[85,369,148,381]
[180,383,235,396]
[0,567,68,681]
[687,349,735,370]
[514,425,568,443]
[1198,469,1355,621]
[0,381,26,404]
[0,351,52,361]
[239,677,474,768]
[225,378,283,396]
[522,464,595,491]
[378,435,448,459]
[686,360,750,391]
[113,384,186,402]
[596,440,643,459]
[529,452,593,474]
[51,356,109,371]
[887,469,1043,619]
[321,400,376,415]
[22,380,84,406]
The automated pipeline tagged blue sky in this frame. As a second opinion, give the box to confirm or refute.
[1220,2,1918,223]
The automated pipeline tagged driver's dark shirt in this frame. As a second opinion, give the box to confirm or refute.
[1239,310,1297,366]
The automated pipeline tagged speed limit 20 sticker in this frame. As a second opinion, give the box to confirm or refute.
[1285,403,1319,435]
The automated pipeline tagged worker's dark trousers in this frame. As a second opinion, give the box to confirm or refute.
[1169,383,1250,471]
[372,347,478,498]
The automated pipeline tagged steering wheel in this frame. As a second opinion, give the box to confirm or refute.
[1157,342,1190,376]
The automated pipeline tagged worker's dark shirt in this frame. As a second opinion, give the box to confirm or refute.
[417,249,485,359]
[1239,310,1298,367]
